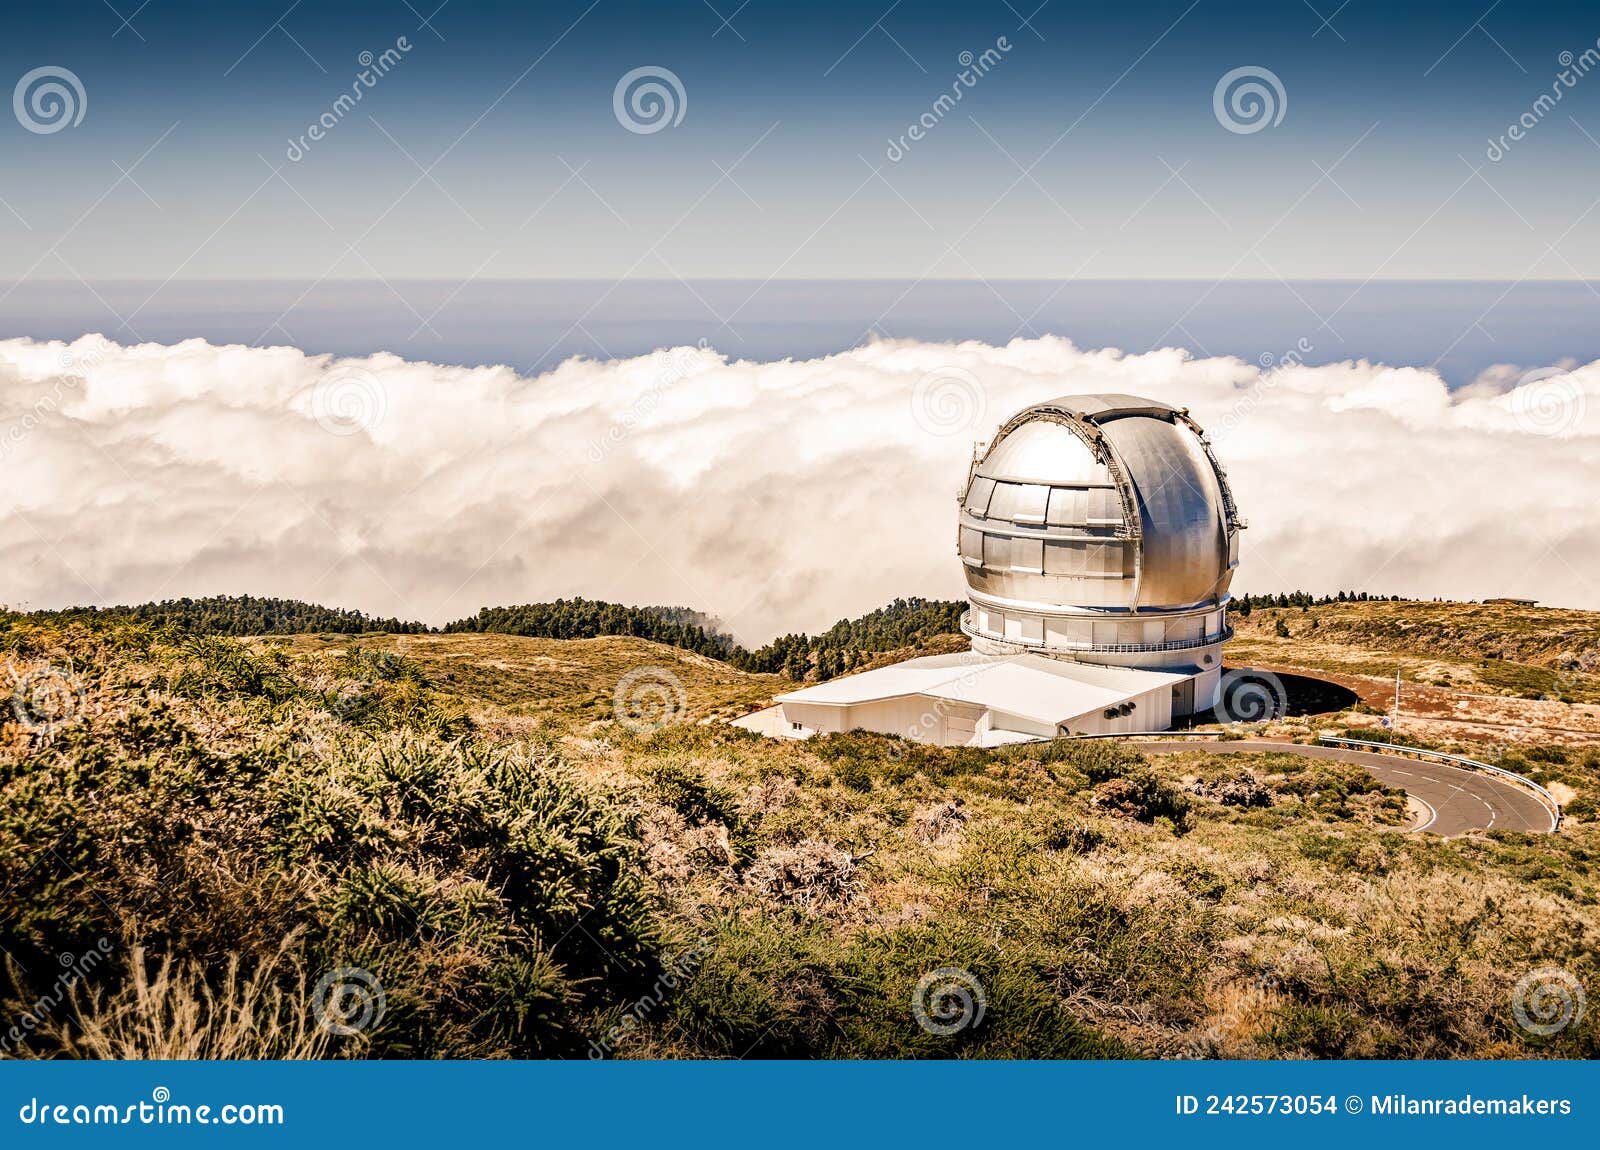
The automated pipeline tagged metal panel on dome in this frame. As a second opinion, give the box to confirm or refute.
[973,419,1109,485]
[1041,394,1179,422]
[1095,414,1232,609]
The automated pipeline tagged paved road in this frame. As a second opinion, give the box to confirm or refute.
[1137,740,1557,836]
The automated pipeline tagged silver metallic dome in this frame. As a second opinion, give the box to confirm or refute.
[957,393,1243,672]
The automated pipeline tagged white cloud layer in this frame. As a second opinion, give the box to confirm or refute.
[2,333,1597,644]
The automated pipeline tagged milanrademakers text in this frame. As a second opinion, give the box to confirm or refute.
[1371,1095,1573,1116]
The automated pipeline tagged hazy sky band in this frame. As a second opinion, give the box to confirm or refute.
[5,0,1600,280]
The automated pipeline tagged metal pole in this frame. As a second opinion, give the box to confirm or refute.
[1393,668,1401,731]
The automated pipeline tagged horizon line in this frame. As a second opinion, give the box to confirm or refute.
[3,276,1599,287]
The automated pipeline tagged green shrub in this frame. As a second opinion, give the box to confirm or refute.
[0,625,670,1058]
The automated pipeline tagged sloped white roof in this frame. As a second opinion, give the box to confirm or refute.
[775,653,1187,726]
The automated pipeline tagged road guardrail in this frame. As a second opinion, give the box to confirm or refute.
[1316,734,1561,831]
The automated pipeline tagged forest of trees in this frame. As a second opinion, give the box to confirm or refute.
[28,595,429,635]
[19,590,1423,680]
[443,596,967,682]
[733,597,966,680]
[443,599,742,660]
[1232,590,1405,617]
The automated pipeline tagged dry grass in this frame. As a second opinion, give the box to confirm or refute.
[20,934,334,1060]
[1231,600,1600,702]
[5,607,1599,1059]
[258,632,784,729]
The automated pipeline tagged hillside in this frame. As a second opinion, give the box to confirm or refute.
[1230,599,1600,703]
[442,599,741,661]
[20,595,967,683]
[2,608,1596,1060]
[442,595,965,681]
[26,595,430,636]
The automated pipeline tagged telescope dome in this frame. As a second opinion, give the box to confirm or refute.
[957,393,1243,708]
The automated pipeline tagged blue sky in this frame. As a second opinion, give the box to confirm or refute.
[3,0,1600,283]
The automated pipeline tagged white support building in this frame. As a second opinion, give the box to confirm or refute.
[735,652,1193,744]
[733,393,1245,747]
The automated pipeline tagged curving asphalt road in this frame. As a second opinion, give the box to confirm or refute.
[1136,739,1557,836]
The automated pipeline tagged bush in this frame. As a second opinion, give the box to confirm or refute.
[0,628,669,1059]
[1090,772,1191,828]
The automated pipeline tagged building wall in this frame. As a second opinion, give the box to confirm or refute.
[1188,665,1223,720]
[1056,679,1174,736]
[780,696,986,745]
[777,673,1195,745]
[777,701,842,737]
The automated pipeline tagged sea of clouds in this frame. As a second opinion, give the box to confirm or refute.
[1,333,1595,644]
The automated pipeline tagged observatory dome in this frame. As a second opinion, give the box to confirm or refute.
[957,393,1243,711]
